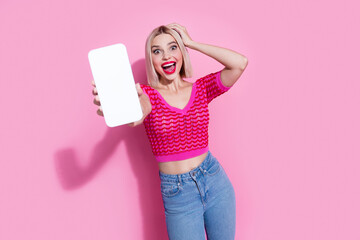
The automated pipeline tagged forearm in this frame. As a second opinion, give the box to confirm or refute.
[187,41,248,71]
[166,23,248,87]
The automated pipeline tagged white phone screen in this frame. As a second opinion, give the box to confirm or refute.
[88,43,142,127]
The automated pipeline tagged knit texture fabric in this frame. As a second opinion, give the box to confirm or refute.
[140,71,231,162]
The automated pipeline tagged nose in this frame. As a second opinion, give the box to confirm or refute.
[162,50,171,60]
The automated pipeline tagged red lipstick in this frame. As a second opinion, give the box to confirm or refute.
[161,61,176,74]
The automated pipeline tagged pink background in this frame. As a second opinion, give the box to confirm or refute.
[1,0,359,239]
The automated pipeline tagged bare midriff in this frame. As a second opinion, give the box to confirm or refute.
[158,152,208,175]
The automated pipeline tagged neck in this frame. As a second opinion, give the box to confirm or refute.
[158,74,185,91]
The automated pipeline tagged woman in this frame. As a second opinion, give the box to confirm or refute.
[92,23,248,240]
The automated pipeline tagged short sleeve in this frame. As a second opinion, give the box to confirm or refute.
[139,84,149,97]
[139,83,155,106]
[197,70,231,103]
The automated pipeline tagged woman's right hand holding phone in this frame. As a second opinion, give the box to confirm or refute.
[92,80,103,116]
[91,81,152,127]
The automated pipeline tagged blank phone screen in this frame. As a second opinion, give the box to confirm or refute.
[88,43,142,127]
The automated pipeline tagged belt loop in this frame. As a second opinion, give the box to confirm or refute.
[177,174,182,186]
[199,166,206,175]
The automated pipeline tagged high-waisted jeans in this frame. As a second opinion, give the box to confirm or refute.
[159,151,236,240]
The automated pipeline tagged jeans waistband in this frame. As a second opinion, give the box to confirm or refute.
[159,151,215,183]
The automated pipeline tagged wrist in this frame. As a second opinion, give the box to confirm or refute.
[185,40,197,49]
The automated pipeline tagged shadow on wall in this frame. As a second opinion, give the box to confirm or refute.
[54,59,168,240]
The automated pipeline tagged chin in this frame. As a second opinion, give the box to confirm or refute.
[162,73,180,82]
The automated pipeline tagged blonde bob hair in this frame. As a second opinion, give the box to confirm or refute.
[145,25,193,87]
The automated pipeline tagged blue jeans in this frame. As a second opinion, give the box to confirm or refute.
[159,151,236,240]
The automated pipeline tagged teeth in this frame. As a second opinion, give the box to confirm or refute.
[162,63,175,67]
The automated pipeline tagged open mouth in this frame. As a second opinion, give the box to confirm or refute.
[161,61,176,74]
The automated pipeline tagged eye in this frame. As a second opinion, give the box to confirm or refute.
[170,45,178,51]
[153,49,161,54]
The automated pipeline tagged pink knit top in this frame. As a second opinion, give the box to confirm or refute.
[140,70,231,162]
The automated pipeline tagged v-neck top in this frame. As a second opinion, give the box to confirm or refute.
[152,82,196,114]
[140,70,231,162]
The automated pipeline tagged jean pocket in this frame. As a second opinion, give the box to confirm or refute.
[160,182,181,198]
[205,160,221,176]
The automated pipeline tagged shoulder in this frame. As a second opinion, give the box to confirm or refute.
[140,83,154,93]
[139,83,156,100]
[140,83,151,90]
[195,70,222,85]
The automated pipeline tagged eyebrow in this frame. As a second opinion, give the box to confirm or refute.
[151,41,178,49]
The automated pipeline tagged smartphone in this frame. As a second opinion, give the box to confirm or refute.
[88,43,143,127]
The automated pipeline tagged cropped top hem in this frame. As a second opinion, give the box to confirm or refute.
[155,146,209,162]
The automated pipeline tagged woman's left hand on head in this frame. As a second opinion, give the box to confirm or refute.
[166,23,193,47]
